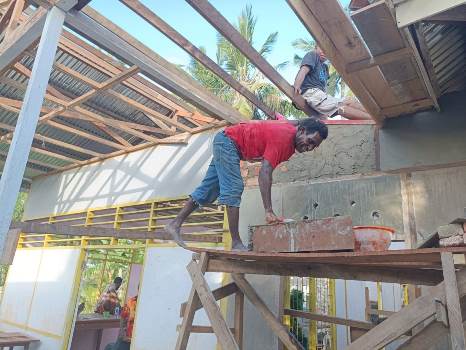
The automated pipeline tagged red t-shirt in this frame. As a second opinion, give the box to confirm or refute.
[224,121,296,169]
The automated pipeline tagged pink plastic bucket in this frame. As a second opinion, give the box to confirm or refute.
[353,226,394,252]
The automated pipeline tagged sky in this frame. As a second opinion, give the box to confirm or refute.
[89,0,351,83]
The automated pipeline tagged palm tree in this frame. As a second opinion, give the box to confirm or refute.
[187,5,304,119]
[292,38,353,98]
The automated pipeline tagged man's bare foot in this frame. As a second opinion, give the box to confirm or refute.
[231,240,249,251]
[165,222,187,248]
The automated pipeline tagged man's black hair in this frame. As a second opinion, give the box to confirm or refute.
[114,277,123,284]
[298,118,328,139]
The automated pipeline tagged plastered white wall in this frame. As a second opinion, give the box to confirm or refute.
[24,131,217,219]
[0,248,82,350]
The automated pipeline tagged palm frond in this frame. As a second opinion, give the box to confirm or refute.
[259,32,278,57]
[291,37,315,51]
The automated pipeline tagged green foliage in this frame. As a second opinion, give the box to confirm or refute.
[289,288,308,348]
[187,5,304,120]
[79,249,143,314]
[13,192,27,221]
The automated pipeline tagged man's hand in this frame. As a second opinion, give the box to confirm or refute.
[265,210,284,225]
[293,85,301,96]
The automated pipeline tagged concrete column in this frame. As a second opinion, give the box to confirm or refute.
[0,6,67,246]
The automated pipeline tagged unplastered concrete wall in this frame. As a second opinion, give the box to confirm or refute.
[379,90,466,171]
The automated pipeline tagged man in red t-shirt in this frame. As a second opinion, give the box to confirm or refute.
[165,118,328,250]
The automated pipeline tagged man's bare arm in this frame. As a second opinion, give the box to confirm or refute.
[259,159,283,224]
[293,65,310,95]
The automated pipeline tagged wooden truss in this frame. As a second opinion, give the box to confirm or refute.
[176,247,466,350]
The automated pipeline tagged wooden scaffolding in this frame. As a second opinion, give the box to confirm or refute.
[176,247,466,350]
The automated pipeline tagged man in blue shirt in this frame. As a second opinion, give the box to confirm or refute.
[294,46,371,120]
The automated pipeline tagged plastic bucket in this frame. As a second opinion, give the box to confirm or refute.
[353,226,394,252]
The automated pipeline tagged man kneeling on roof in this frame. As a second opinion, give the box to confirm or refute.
[165,117,328,251]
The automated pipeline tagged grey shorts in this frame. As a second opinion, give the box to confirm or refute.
[302,88,343,118]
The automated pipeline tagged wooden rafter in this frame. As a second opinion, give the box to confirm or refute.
[120,0,275,119]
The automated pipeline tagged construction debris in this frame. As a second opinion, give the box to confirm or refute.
[438,221,466,247]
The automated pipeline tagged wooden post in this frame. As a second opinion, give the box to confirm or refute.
[231,273,299,350]
[0,6,67,247]
[234,291,244,349]
[175,252,209,350]
[441,252,466,350]
[187,258,239,350]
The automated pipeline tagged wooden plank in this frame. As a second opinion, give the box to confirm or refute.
[284,308,373,330]
[176,253,209,350]
[0,7,46,73]
[180,282,239,317]
[286,0,387,122]
[231,273,299,350]
[208,259,443,285]
[0,6,66,241]
[415,24,441,97]
[4,0,25,40]
[66,7,245,124]
[0,0,16,35]
[441,252,466,350]
[175,325,235,334]
[347,268,466,350]
[120,0,275,119]
[187,258,239,350]
[12,222,222,242]
[234,291,244,349]
[395,0,466,27]
[381,98,433,117]
[346,47,412,73]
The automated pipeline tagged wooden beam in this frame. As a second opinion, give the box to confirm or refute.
[0,148,60,169]
[424,5,466,22]
[347,268,466,350]
[0,0,16,35]
[120,0,275,119]
[234,291,244,349]
[175,325,236,334]
[65,7,245,124]
[286,0,385,123]
[187,259,239,350]
[0,6,66,242]
[12,222,221,242]
[180,282,239,317]
[414,24,441,97]
[207,259,443,285]
[4,0,25,41]
[441,252,466,350]
[0,7,46,73]
[381,98,433,117]
[0,228,20,265]
[176,253,209,350]
[402,27,440,111]
[346,47,412,74]
[284,308,373,330]
[231,274,299,350]
[395,0,466,27]
[185,0,320,117]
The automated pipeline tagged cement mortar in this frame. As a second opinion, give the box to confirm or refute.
[273,124,376,183]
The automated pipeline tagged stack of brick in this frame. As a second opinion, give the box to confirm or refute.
[438,223,466,247]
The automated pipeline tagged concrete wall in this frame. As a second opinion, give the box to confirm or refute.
[24,122,376,220]
[380,90,466,171]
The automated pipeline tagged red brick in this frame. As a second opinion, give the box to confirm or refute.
[250,216,355,253]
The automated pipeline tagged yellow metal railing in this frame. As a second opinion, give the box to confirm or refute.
[19,196,227,249]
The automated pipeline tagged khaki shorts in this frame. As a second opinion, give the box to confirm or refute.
[302,88,343,118]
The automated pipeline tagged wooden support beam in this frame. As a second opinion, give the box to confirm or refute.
[175,325,235,334]
[234,291,244,349]
[286,0,385,123]
[231,274,299,350]
[0,0,16,35]
[0,228,20,265]
[4,0,25,41]
[441,252,466,350]
[284,309,373,330]
[65,7,245,124]
[185,0,318,117]
[187,259,239,350]
[395,0,466,27]
[180,282,239,317]
[347,268,466,350]
[120,0,275,119]
[0,148,60,169]
[207,259,443,285]
[346,47,412,74]
[402,27,440,111]
[0,6,66,241]
[382,98,433,117]
[0,7,46,74]
[12,222,222,242]
[414,24,441,97]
